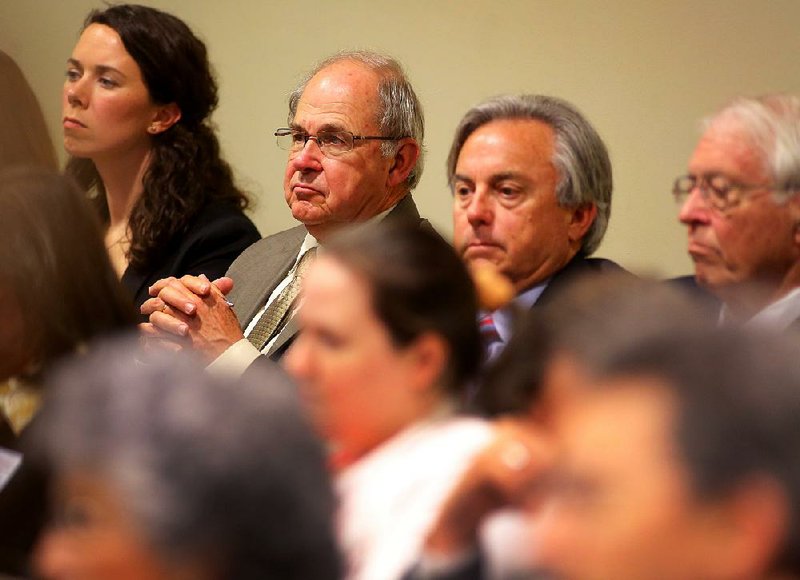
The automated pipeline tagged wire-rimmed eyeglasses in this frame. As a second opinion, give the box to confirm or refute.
[275,128,408,158]
[671,174,782,211]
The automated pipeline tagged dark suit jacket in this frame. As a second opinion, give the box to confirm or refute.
[532,254,629,311]
[227,195,429,360]
[474,254,630,416]
[669,274,722,315]
[0,421,48,578]
[122,201,260,316]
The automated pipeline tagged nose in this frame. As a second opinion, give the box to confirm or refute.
[284,334,311,382]
[465,188,494,227]
[534,502,570,572]
[677,185,711,227]
[289,138,324,174]
[64,78,88,109]
[32,529,70,579]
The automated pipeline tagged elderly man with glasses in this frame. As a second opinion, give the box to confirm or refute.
[674,94,800,329]
[141,51,428,368]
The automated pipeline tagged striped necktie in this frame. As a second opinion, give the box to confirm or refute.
[479,313,503,361]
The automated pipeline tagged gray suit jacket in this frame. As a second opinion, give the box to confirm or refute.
[226,195,429,359]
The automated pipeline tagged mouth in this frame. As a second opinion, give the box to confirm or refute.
[62,116,87,129]
[687,241,720,262]
[291,184,325,200]
[462,241,503,259]
[465,240,502,251]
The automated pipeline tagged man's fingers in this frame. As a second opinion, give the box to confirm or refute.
[148,276,178,297]
[212,276,235,296]
[179,274,212,295]
[149,310,190,337]
[157,282,202,315]
[140,297,166,316]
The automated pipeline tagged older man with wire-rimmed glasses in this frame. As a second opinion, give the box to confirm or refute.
[141,51,430,369]
[674,94,800,330]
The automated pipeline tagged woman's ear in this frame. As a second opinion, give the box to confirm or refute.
[147,103,182,135]
[407,332,449,393]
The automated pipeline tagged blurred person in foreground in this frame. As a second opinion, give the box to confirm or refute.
[283,223,491,580]
[0,167,135,577]
[536,325,800,579]
[0,50,58,170]
[675,94,800,329]
[30,337,341,580]
[0,167,134,433]
[410,277,800,580]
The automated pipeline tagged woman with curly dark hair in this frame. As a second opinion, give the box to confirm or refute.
[63,4,260,312]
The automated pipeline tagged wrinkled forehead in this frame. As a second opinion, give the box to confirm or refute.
[692,119,771,182]
[294,61,382,132]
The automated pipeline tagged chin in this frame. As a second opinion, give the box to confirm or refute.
[290,203,326,225]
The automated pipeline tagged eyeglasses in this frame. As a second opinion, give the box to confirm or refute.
[672,174,779,211]
[274,128,407,158]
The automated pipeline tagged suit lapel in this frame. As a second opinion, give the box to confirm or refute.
[248,198,426,359]
[230,226,306,327]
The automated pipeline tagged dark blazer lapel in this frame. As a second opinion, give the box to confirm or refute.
[120,266,148,307]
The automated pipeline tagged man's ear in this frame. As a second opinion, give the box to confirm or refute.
[386,138,421,189]
[148,102,182,135]
[701,477,789,579]
[567,203,597,244]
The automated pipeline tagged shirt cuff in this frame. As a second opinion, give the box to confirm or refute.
[206,338,262,379]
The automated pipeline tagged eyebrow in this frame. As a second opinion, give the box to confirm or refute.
[490,171,527,183]
[452,171,528,183]
[66,58,126,79]
[289,121,349,133]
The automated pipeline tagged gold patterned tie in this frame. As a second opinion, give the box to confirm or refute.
[247,247,317,351]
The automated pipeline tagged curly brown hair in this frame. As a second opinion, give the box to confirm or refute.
[66,4,250,271]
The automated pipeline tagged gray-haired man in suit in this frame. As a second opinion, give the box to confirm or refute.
[141,51,427,370]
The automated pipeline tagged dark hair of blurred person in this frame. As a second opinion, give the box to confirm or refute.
[63,4,259,309]
[477,273,714,417]
[284,222,490,579]
[0,50,58,171]
[323,222,481,396]
[413,277,714,579]
[538,324,800,580]
[0,167,135,429]
[29,337,341,580]
[0,167,135,577]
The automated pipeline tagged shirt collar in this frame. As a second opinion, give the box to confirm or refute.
[483,279,550,343]
[721,287,800,331]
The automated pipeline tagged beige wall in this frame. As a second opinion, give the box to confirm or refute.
[3,0,799,277]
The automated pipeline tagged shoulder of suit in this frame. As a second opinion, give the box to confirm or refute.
[226,224,306,277]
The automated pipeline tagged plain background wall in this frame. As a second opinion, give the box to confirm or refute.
[2,0,799,277]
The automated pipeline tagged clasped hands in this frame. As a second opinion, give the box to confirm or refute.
[140,274,245,361]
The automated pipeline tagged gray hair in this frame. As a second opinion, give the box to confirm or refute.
[288,50,425,191]
[32,337,340,580]
[447,94,613,255]
[704,94,800,201]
